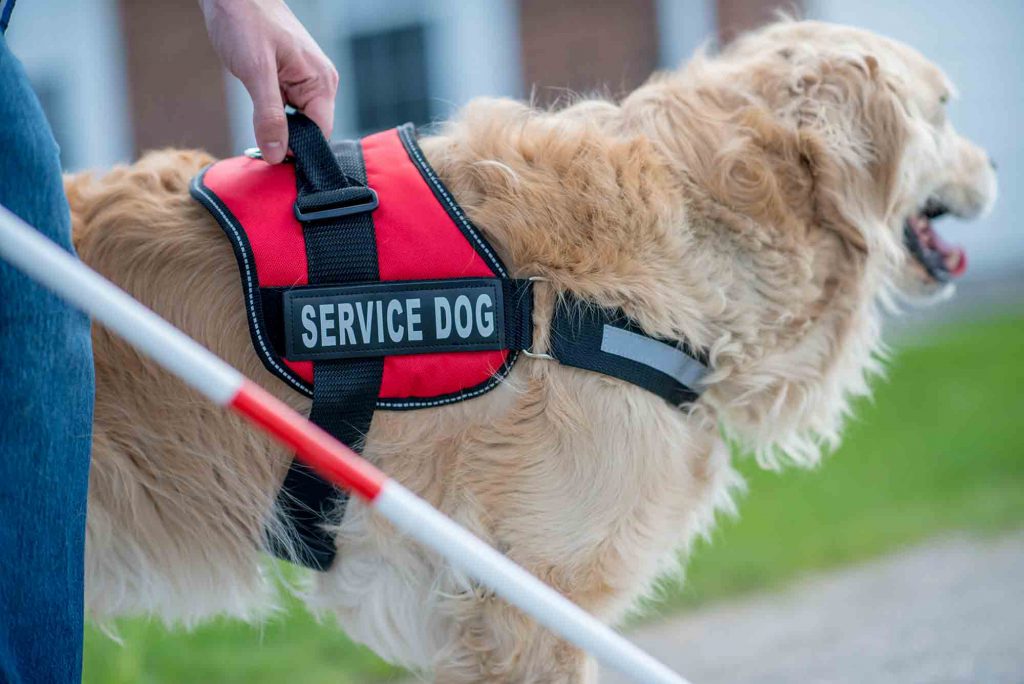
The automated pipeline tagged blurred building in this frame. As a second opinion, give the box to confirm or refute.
[5,0,1022,276]
[3,0,788,166]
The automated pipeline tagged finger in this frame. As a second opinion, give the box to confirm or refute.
[283,57,338,138]
[299,94,335,140]
[245,65,289,164]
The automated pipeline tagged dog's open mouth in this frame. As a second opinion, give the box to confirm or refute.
[904,199,967,282]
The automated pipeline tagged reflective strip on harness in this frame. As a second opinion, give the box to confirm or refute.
[549,295,709,407]
[600,326,708,390]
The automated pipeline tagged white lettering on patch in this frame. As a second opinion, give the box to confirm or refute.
[435,297,452,339]
[476,293,494,337]
[454,295,472,339]
[301,304,317,348]
[319,303,336,346]
[375,300,385,344]
[338,302,356,345]
[355,301,374,344]
[386,300,404,342]
[406,298,422,341]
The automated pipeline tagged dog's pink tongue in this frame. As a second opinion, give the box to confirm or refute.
[933,231,967,277]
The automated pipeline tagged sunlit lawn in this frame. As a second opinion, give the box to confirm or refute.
[83,315,1024,683]
[645,314,1024,616]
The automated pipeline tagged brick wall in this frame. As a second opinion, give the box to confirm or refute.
[119,0,232,157]
[518,0,659,106]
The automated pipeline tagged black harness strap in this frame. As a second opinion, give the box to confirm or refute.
[267,113,383,571]
[548,294,709,408]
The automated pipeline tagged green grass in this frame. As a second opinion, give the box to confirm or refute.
[83,589,402,684]
[645,314,1024,616]
[83,315,1024,683]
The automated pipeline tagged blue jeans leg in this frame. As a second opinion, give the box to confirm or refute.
[0,33,95,684]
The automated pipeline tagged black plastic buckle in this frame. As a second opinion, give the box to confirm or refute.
[293,186,379,222]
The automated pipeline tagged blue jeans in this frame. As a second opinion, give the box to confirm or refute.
[0,33,94,684]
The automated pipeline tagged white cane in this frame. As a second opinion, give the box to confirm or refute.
[0,203,689,684]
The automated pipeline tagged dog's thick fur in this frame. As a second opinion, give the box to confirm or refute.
[68,21,995,682]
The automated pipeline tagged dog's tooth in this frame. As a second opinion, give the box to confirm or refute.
[944,249,965,275]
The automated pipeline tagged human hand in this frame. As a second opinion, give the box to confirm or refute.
[200,0,339,163]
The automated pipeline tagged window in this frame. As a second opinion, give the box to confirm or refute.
[349,24,432,133]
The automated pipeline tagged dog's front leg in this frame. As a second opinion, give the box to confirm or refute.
[432,589,598,684]
[312,500,600,683]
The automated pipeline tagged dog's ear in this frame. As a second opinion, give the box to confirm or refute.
[789,52,910,263]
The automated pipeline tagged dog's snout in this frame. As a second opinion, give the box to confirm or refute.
[989,157,998,172]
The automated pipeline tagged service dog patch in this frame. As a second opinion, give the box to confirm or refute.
[284,279,506,360]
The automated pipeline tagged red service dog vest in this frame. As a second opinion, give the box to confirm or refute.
[191,123,530,408]
[191,113,708,571]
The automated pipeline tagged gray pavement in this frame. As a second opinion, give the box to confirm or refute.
[604,531,1024,684]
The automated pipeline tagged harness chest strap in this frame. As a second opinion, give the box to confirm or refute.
[190,113,710,571]
[264,122,383,568]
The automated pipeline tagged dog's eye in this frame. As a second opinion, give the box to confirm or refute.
[939,93,949,105]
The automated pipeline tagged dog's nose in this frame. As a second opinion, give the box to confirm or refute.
[989,157,998,172]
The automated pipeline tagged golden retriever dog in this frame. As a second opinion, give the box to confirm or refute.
[67,20,996,683]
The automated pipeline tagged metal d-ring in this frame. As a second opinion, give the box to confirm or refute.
[523,276,555,361]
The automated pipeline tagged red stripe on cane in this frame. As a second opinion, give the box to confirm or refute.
[230,379,387,501]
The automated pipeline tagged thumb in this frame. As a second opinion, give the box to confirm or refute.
[245,68,288,164]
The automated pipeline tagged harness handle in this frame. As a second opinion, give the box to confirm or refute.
[287,112,375,219]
